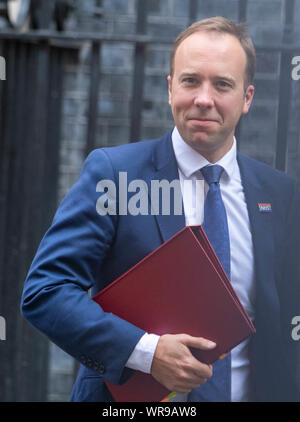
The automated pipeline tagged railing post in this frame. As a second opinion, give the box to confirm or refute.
[275,0,295,171]
[235,0,248,146]
[129,0,148,142]
[86,41,101,155]
[189,0,198,24]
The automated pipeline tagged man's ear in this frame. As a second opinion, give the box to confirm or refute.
[242,84,255,115]
[167,75,172,106]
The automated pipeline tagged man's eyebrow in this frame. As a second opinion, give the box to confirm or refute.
[178,72,237,85]
[214,75,236,85]
[178,72,199,79]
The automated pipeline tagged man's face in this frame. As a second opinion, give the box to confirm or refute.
[168,31,254,162]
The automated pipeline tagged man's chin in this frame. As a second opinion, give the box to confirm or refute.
[183,134,229,159]
[184,134,215,151]
[188,134,234,162]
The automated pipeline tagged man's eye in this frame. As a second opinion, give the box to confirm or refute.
[183,77,196,84]
[217,81,231,89]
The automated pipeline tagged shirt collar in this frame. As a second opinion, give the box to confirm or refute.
[172,126,237,180]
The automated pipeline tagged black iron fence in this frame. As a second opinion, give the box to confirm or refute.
[0,0,299,401]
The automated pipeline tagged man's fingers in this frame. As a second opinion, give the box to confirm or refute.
[187,357,213,380]
[150,333,215,393]
[177,334,215,380]
[180,334,216,350]
[172,377,209,393]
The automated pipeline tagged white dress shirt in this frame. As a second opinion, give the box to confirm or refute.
[126,127,256,402]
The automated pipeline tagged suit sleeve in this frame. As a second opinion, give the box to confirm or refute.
[20,149,146,385]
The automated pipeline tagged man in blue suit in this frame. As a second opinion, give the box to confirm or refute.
[21,17,300,401]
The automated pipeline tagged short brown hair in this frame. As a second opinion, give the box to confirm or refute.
[170,16,256,87]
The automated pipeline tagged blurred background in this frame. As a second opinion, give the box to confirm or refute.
[0,0,300,401]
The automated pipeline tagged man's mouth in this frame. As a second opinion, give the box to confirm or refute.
[188,118,218,126]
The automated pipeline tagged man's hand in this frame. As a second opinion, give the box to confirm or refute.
[150,334,216,393]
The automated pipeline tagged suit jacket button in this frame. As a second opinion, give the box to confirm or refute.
[86,358,93,368]
[98,364,105,374]
[80,355,87,365]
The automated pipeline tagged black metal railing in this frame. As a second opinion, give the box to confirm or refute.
[0,0,298,401]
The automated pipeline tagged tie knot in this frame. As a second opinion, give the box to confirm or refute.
[201,164,224,185]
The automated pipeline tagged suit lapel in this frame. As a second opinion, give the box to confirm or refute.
[145,132,185,243]
[237,154,281,333]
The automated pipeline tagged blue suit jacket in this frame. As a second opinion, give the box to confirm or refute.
[21,131,300,401]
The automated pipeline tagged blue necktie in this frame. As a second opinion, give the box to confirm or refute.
[188,164,231,402]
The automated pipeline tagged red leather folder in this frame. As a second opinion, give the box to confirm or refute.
[93,225,256,402]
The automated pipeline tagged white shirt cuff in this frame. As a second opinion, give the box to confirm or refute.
[125,333,160,374]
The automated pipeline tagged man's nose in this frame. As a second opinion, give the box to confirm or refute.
[194,84,214,108]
